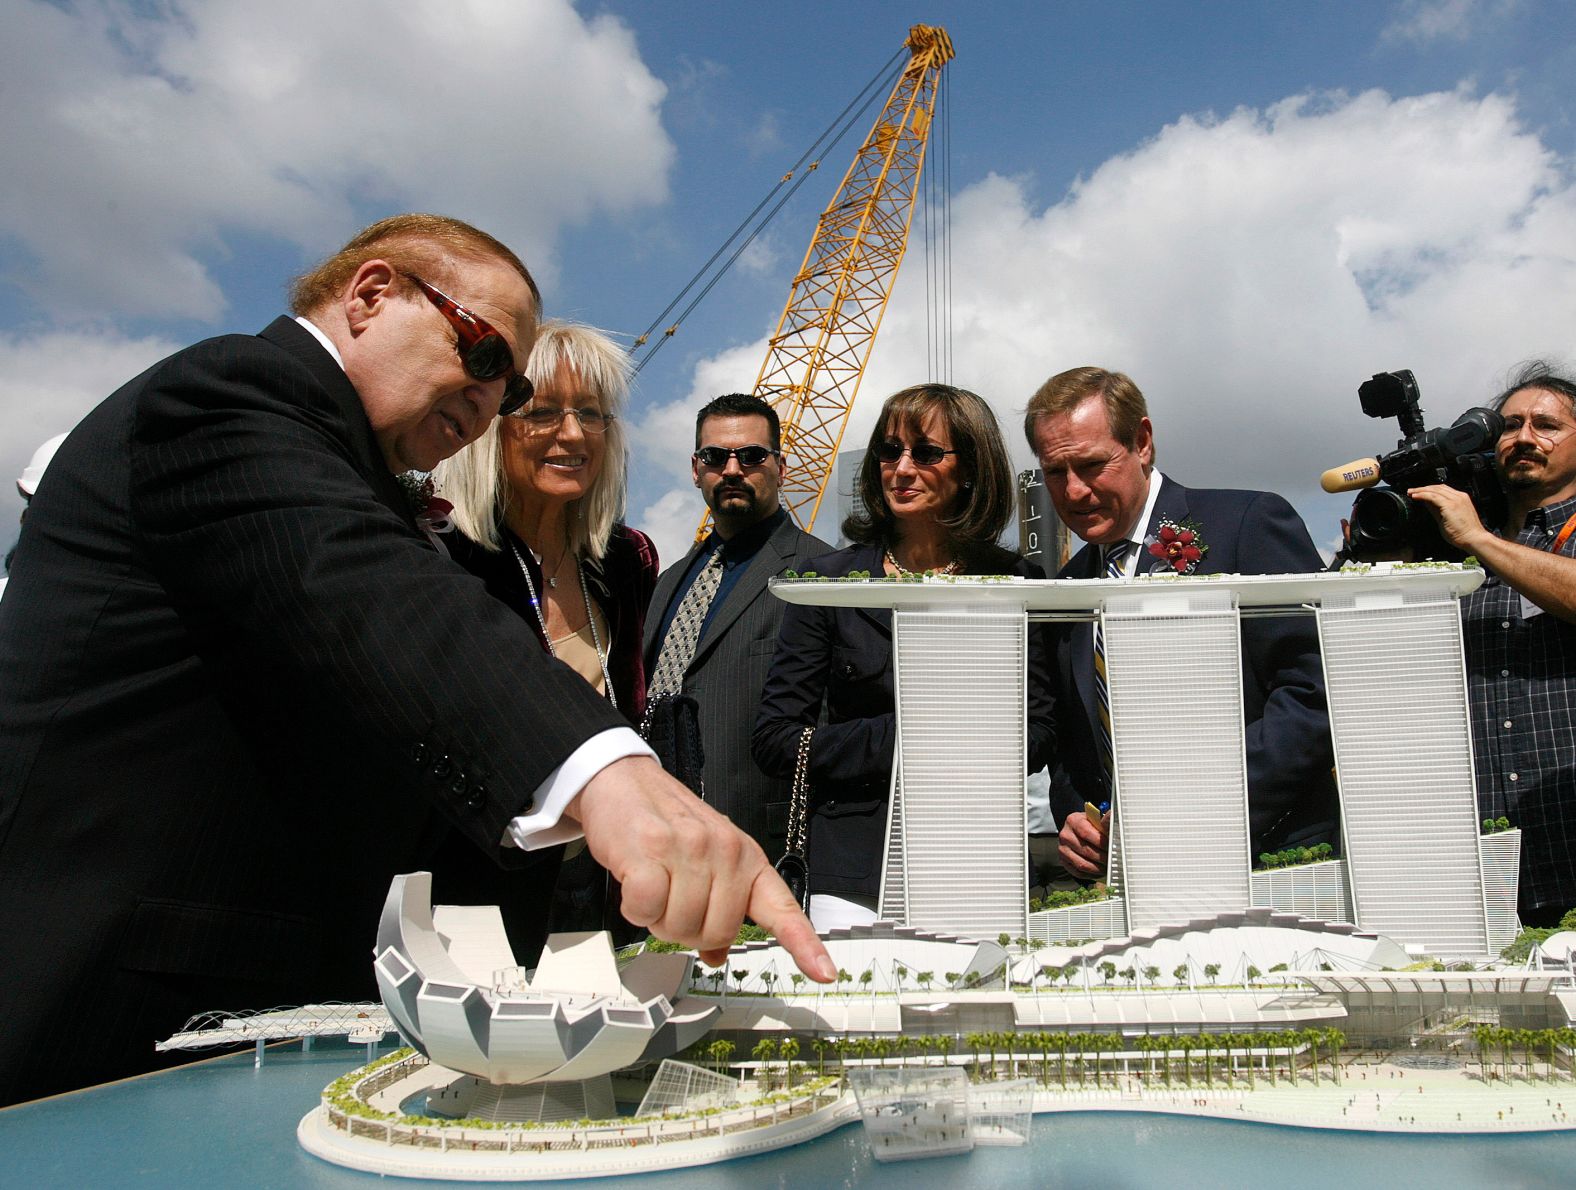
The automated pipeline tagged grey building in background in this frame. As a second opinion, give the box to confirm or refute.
[1018,468,1071,571]
[831,447,869,547]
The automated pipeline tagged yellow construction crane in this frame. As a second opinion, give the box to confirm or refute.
[699,24,954,538]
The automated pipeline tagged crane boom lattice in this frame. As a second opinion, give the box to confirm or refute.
[703,25,954,538]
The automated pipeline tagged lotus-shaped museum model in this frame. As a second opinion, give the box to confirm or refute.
[373,872,719,1121]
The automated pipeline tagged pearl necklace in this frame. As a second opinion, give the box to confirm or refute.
[884,548,960,577]
[508,539,618,711]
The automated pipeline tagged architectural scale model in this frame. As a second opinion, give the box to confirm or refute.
[290,566,1576,1180]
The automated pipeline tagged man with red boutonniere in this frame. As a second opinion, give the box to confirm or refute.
[1024,366,1339,882]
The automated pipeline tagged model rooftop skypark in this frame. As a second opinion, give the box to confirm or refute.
[773,565,1517,960]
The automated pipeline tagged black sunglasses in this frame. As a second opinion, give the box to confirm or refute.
[874,439,956,466]
[407,274,534,415]
[694,445,778,467]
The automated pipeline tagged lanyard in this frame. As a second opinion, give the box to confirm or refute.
[1551,513,1576,554]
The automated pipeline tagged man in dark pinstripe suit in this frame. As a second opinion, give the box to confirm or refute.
[0,218,830,1105]
[644,395,830,856]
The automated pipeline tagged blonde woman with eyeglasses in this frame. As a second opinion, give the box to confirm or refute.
[434,320,658,949]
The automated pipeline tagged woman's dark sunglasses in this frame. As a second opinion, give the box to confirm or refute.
[694,445,778,467]
[407,275,534,415]
[874,439,956,466]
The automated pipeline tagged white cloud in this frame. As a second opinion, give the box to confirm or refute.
[0,0,673,323]
[1382,0,1517,45]
[639,488,703,571]
[747,110,787,157]
[0,329,182,527]
[629,86,1576,554]
[735,234,784,277]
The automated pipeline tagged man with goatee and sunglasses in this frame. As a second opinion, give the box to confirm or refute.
[1412,362,1576,929]
[643,394,829,857]
[0,218,832,1106]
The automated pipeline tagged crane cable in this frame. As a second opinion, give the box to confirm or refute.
[922,67,953,385]
[631,48,908,375]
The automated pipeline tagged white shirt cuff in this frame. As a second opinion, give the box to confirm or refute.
[506,727,656,850]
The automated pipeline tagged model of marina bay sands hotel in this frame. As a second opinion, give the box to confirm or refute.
[772,565,1519,962]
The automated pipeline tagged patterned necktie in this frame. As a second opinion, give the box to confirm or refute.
[649,549,726,699]
[1093,540,1131,789]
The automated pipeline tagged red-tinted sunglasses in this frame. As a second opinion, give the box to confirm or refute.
[407,274,533,415]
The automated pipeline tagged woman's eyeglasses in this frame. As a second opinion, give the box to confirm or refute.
[406,274,533,415]
[694,445,778,467]
[874,440,956,466]
[510,404,614,435]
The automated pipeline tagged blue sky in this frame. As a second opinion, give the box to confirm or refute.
[4,0,1575,562]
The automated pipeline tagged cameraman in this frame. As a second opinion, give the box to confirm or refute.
[1412,362,1576,927]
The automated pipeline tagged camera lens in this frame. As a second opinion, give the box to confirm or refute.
[1350,487,1412,550]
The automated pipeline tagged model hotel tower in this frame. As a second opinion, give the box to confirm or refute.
[774,566,1517,960]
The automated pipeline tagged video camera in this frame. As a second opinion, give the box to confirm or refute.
[1323,369,1507,563]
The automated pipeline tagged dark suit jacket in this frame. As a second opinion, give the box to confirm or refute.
[642,513,829,854]
[0,317,628,1104]
[1052,476,1339,856]
[752,541,1057,898]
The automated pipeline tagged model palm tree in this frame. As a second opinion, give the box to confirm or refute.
[1325,1027,1346,1084]
[752,1038,778,1090]
[780,1037,800,1087]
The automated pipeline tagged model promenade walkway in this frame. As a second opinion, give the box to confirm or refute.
[1031,1057,1573,1133]
[363,1050,1572,1137]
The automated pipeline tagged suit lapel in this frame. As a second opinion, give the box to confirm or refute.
[1137,476,1191,574]
[849,542,892,637]
[257,317,418,533]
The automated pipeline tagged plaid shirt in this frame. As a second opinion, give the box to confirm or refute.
[1464,491,1576,913]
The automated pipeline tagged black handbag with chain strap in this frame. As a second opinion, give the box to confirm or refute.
[640,692,706,795]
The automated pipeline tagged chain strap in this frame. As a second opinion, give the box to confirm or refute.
[785,725,814,856]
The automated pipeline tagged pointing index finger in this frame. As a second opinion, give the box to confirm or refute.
[745,867,836,982]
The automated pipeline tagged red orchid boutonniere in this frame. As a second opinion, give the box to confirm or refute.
[399,473,455,548]
[420,496,454,535]
[1146,517,1208,575]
